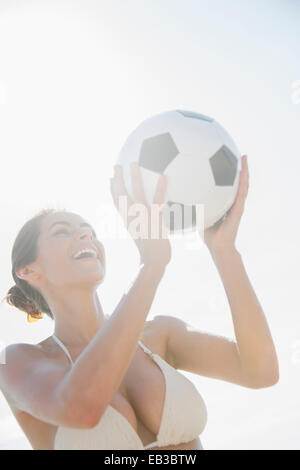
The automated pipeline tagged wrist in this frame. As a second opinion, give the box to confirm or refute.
[139,260,168,277]
[209,245,241,262]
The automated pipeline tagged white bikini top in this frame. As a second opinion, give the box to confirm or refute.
[52,334,207,450]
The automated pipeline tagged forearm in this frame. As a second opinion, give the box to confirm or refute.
[211,247,279,384]
[60,262,166,416]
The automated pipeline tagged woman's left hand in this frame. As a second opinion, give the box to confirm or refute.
[202,155,249,255]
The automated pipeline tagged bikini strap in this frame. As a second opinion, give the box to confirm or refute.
[52,334,73,365]
[138,340,155,357]
[53,337,153,365]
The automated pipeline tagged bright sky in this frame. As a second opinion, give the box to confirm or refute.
[0,0,299,450]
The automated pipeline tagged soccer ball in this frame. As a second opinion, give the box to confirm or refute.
[117,110,241,232]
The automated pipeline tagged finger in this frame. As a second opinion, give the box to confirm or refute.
[223,160,248,225]
[114,165,133,202]
[130,162,147,205]
[111,165,134,206]
[153,174,168,205]
[230,156,249,212]
[238,155,249,199]
[110,177,119,207]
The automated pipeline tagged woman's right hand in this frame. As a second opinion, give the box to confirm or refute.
[110,162,171,269]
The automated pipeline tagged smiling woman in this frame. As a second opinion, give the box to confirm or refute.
[0,157,279,450]
[0,165,206,450]
[5,208,105,322]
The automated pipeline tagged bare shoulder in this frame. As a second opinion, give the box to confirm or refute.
[153,314,191,336]
[0,342,47,386]
[144,315,170,338]
[151,314,184,335]
[0,342,44,369]
[0,341,59,406]
[151,314,197,369]
[0,343,42,410]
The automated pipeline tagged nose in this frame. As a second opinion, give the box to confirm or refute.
[76,227,94,241]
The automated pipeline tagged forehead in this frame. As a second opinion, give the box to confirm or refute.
[41,212,87,232]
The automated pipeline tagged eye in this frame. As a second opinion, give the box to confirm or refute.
[54,229,70,235]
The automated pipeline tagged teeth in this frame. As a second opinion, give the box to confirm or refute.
[73,248,97,259]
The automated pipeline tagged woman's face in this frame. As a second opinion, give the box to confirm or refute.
[34,211,105,290]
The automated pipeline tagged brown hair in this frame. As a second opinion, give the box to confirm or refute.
[5,208,61,321]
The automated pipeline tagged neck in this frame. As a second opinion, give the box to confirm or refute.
[48,286,106,350]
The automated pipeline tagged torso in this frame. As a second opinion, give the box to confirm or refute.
[5,318,202,450]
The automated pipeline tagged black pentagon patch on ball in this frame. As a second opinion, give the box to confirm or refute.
[176,110,213,122]
[162,201,198,232]
[209,145,238,186]
[139,133,179,174]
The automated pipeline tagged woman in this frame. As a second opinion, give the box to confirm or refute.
[0,157,279,450]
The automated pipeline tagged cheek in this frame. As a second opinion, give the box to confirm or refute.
[40,243,73,282]
[94,240,105,265]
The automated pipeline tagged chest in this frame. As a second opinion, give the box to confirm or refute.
[109,336,170,440]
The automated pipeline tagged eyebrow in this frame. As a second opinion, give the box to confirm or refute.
[49,221,97,237]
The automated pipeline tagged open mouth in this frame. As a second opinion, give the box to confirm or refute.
[72,248,99,261]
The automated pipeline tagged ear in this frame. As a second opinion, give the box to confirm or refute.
[15,264,40,282]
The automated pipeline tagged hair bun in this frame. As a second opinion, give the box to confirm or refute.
[6,285,42,319]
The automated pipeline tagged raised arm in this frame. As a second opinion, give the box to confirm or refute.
[204,155,279,386]
[165,249,279,388]
[58,164,171,426]
[166,156,279,388]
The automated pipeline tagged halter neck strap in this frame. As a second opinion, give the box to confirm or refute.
[52,336,154,367]
[52,334,73,365]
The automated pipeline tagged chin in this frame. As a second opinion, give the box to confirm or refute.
[74,268,105,288]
